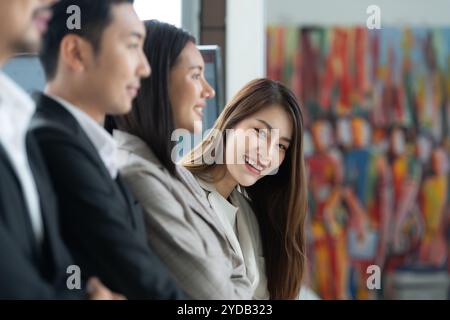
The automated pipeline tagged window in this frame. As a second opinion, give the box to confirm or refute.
[133,0,182,27]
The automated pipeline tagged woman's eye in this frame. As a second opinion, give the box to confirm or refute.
[254,128,267,139]
[192,74,201,80]
[279,144,287,151]
[128,43,139,49]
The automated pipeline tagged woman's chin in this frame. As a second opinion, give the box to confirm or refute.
[236,175,259,187]
[192,119,203,133]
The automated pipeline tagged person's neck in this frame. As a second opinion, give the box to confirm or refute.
[45,83,105,124]
[211,165,238,200]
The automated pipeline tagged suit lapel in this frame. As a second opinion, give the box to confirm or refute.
[0,143,20,189]
[0,141,42,263]
[33,93,112,183]
[33,93,139,233]
[25,133,62,269]
[115,175,140,230]
[175,167,230,236]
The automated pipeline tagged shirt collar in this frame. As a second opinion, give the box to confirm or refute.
[48,94,118,179]
[196,177,239,220]
[196,176,246,202]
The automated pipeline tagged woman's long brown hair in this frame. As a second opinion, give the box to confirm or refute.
[182,78,307,299]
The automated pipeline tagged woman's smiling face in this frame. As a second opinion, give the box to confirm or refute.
[169,41,215,133]
[224,104,293,186]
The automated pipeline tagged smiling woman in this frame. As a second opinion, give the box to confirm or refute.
[183,78,308,300]
[133,0,181,26]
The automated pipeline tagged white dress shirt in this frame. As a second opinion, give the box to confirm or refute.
[48,95,118,179]
[0,72,43,243]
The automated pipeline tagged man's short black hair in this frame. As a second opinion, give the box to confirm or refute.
[40,0,134,81]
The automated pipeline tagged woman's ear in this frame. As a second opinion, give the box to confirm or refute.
[59,34,93,74]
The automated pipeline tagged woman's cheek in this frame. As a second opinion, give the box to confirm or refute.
[225,134,240,164]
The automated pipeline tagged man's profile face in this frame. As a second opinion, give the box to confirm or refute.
[80,3,151,116]
[0,0,58,57]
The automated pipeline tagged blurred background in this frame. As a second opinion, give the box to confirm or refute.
[3,0,449,300]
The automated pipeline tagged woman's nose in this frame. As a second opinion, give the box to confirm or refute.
[202,80,215,99]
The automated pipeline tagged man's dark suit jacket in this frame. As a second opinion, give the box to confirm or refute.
[29,93,186,299]
[0,135,85,299]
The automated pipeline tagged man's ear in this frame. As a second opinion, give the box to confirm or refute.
[59,34,94,74]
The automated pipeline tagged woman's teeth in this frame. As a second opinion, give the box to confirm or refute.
[194,106,203,116]
[244,155,263,171]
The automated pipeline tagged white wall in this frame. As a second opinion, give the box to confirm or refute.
[226,0,266,100]
[134,0,182,26]
[267,0,450,26]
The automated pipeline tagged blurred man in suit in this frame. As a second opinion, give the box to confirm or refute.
[30,0,186,299]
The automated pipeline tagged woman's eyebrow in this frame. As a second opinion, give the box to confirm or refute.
[256,119,273,130]
[281,137,291,144]
[188,65,203,71]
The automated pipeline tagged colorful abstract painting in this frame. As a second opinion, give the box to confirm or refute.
[267,26,450,299]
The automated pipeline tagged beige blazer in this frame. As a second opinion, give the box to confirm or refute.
[113,130,252,300]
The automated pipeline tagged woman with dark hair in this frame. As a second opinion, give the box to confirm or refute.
[106,19,210,174]
[106,20,253,299]
[182,78,309,299]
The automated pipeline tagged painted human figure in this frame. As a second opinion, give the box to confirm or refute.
[385,128,423,273]
[342,117,377,299]
[367,126,393,271]
[307,119,349,299]
[418,146,449,267]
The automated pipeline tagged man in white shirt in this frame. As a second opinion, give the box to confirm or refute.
[0,0,119,299]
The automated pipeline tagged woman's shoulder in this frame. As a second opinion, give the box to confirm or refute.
[117,149,174,194]
[114,131,168,175]
[119,149,166,179]
[114,129,156,161]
